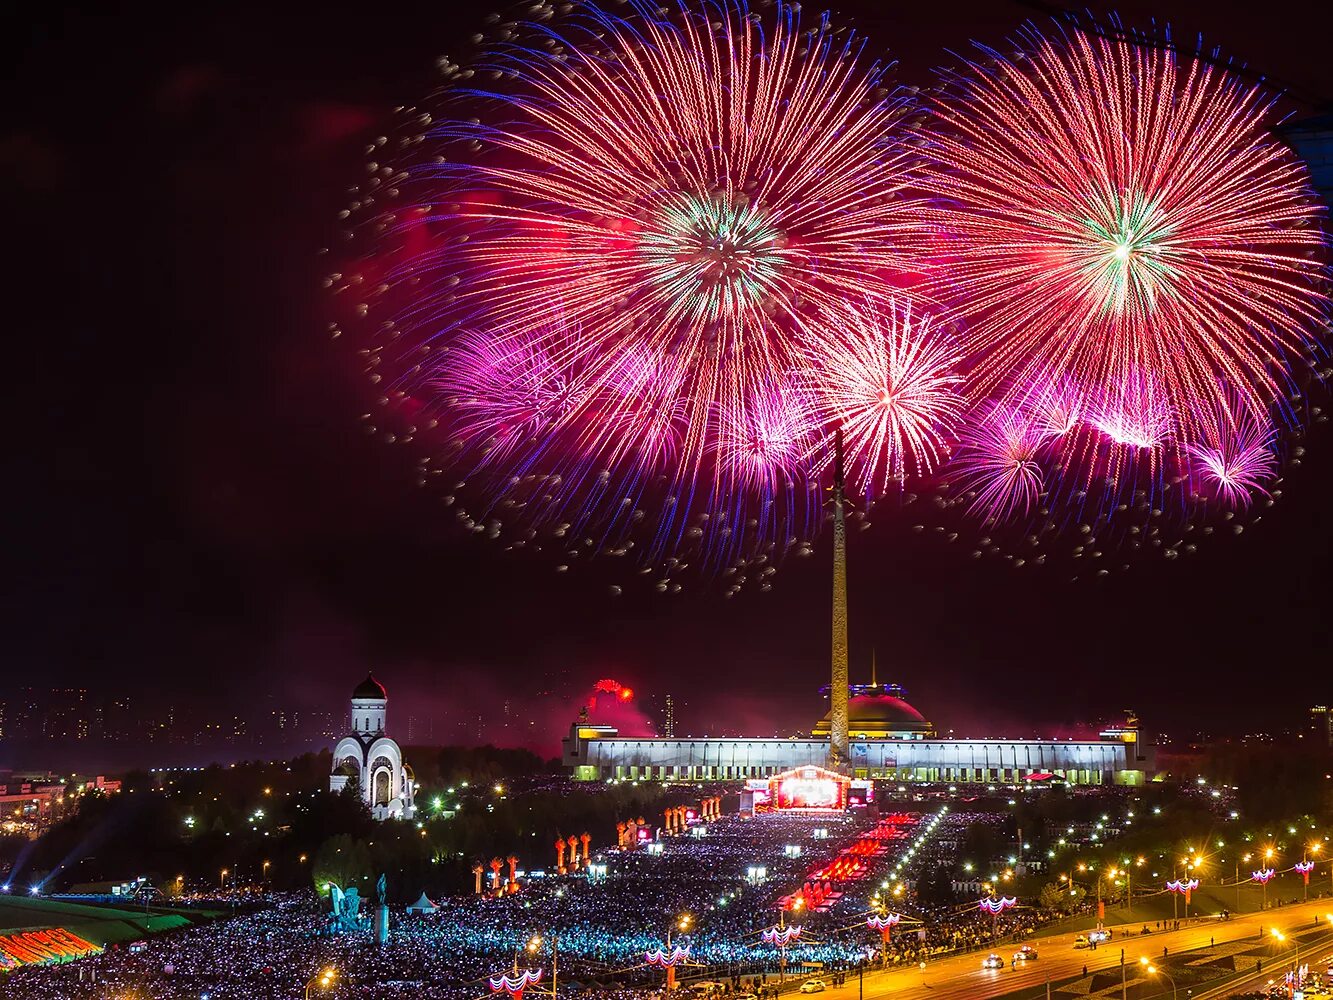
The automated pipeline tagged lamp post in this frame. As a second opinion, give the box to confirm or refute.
[1262,848,1276,910]
[1237,853,1250,913]
[219,868,228,890]
[1140,958,1176,1000]
[527,933,560,1000]
[1271,928,1301,992]
[304,967,337,999]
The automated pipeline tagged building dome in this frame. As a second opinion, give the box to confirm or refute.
[813,684,934,740]
[352,674,387,701]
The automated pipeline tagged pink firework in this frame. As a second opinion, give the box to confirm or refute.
[950,406,1046,522]
[352,0,930,564]
[715,378,815,492]
[801,297,965,495]
[923,22,1328,499]
[1087,367,1173,451]
[430,323,581,465]
[1023,377,1083,440]
[1190,399,1279,508]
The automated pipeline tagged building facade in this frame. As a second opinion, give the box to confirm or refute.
[329,675,417,820]
[563,728,1142,785]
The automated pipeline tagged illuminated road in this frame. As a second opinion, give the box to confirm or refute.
[811,899,1333,1000]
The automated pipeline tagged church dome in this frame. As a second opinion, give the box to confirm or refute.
[352,674,387,701]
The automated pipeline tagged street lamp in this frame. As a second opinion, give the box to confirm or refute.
[667,912,693,948]
[1237,853,1252,912]
[527,932,560,1000]
[1140,958,1177,999]
[1271,928,1304,989]
[1263,848,1276,910]
[304,966,337,999]
[262,860,271,884]
[219,868,228,890]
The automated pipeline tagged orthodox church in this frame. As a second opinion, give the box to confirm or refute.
[329,675,417,820]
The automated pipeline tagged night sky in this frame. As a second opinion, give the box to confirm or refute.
[8,0,1333,751]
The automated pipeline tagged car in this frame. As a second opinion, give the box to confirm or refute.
[1014,947,1038,962]
[799,980,826,994]
[982,954,1005,970]
[1074,936,1091,949]
[1089,930,1111,943]
[689,984,724,995]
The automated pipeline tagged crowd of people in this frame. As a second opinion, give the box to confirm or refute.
[0,805,1066,998]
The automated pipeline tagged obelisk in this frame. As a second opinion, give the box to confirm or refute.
[829,428,849,770]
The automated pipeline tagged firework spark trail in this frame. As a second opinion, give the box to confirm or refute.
[923,22,1328,506]
[360,0,931,566]
[714,376,815,492]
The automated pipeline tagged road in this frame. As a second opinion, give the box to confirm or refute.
[809,899,1333,1000]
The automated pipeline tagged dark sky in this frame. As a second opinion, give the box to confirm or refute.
[8,0,1332,748]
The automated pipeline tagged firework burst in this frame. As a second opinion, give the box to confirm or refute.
[923,21,1328,507]
[348,0,930,570]
[1190,398,1279,508]
[950,406,1046,523]
[801,297,965,496]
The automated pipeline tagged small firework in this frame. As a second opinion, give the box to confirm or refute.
[1191,400,1278,508]
[950,406,1047,522]
[802,298,965,496]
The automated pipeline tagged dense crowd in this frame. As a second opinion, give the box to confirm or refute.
[1,812,905,999]
[1,804,1115,998]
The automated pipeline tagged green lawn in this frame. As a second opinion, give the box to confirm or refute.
[0,896,220,948]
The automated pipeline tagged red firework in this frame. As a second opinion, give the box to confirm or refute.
[923,23,1328,504]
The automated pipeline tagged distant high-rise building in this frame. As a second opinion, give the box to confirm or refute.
[1310,705,1332,748]
[104,697,133,741]
[44,688,91,741]
[307,710,340,741]
[663,694,676,738]
[268,708,298,743]
[12,689,41,740]
[406,715,434,743]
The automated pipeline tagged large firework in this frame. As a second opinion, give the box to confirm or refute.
[923,22,1328,514]
[335,8,1331,582]
[345,0,931,571]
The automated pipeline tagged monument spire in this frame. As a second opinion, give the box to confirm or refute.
[830,427,849,770]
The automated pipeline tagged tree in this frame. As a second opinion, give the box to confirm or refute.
[312,834,372,895]
[916,864,957,907]
[1039,881,1084,913]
